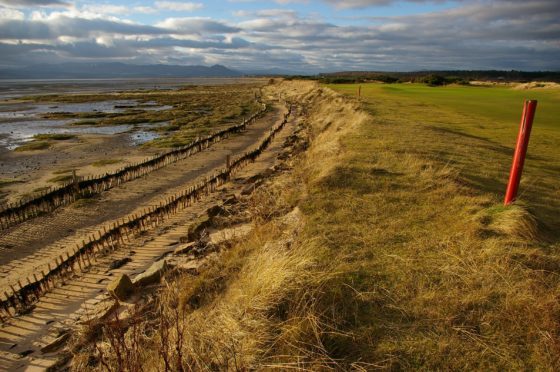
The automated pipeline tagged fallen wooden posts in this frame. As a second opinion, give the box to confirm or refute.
[0,104,292,321]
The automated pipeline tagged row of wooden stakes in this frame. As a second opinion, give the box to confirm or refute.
[0,103,293,322]
[0,102,268,231]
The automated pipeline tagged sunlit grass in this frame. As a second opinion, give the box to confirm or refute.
[329,83,560,235]
[48,174,74,183]
[300,82,560,368]
[71,81,560,370]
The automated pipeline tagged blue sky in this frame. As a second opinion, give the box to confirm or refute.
[0,0,559,73]
[77,0,456,25]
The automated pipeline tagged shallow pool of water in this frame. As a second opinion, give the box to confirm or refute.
[130,130,160,145]
[0,119,134,150]
[0,100,172,120]
[0,99,168,150]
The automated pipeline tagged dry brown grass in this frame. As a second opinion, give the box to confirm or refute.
[74,80,560,370]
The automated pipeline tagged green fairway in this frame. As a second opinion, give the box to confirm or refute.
[328,82,560,235]
[332,83,560,133]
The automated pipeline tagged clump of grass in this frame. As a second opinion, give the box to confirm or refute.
[73,196,98,208]
[48,174,74,183]
[479,203,539,240]
[52,168,75,175]
[73,120,99,126]
[14,141,50,152]
[33,133,76,141]
[33,186,50,193]
[0,178,20,187]
[92,159,122,167]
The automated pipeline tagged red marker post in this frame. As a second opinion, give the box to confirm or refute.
[504,100,538,205]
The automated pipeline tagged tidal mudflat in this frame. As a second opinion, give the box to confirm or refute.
[0,78,265,204]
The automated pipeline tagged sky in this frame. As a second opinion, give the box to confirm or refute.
[0,0,559,73]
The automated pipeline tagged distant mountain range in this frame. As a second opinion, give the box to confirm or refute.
[0,62,243,79]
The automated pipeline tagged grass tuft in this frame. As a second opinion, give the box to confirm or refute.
[481,202,539,240]
[91,159,122,167]
[48,174,74,184]
[14,141,50,152]
[33,133,76,141]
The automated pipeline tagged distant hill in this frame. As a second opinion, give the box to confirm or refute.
[0,62,242,79]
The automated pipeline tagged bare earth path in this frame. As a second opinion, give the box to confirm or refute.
[0,104,284,290]
[0,102,298,371]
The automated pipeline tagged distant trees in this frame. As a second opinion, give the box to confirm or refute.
[314,70,560,86]
[422,74,447,86]
[420,74,470,86]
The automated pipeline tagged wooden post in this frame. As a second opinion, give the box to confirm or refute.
[72,170,79,192]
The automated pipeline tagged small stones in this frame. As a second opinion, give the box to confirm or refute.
[206,204,226,218]
[107,274,134,301]
[18,350,34,358]
[174,242,196,255]
[40,332,70,354]
[132,260,167,287]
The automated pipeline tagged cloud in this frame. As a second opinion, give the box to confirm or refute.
[0,6,24,19]
[322,0,448,9]
[234,1,560,71]
[81,4,129,15]
[157,17,240,34]
[0,16,168,40]
[0,0,558,72]
[154,1,203,12]
[0,0,69,7]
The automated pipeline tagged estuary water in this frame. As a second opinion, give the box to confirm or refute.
[0,77,251,150]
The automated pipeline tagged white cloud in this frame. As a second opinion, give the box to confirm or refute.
[157,17,240,34]
[0,0,558,72]
[134,6,157,14]
[81,4,129,15]
[154,1,203,12]
[322,0,421,8]
[0,6,24,20]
